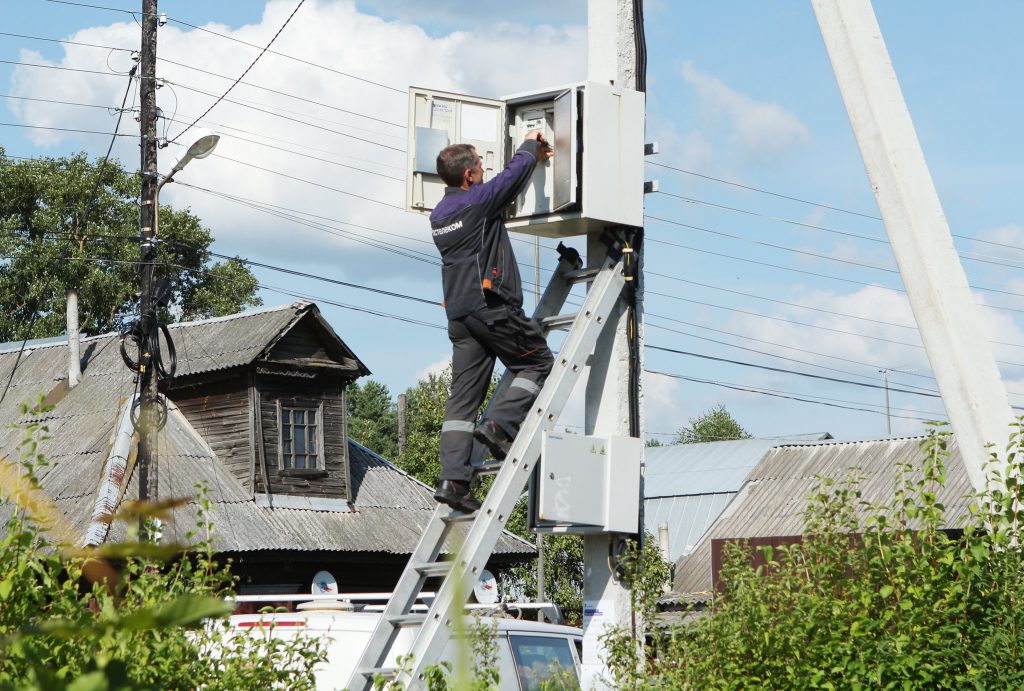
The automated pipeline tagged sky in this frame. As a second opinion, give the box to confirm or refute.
[2,0,1024,445]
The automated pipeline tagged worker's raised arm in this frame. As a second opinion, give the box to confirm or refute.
[477,132,552,216]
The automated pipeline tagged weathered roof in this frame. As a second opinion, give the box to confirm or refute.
[642,435,832,562]
[671,436,974,596]
[645,434,833,498]
[0,303,531,559]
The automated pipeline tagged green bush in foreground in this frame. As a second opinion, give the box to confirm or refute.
[604,423,1024,689]
[0,407,325,689]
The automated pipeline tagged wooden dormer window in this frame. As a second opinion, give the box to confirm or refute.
[277,400,325,473]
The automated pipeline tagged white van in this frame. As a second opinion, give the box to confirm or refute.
[229,597,582,690]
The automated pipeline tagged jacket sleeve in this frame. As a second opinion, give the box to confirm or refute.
[474,140,540,216]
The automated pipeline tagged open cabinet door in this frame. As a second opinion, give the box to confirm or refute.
[406,88,505,214]
[552,87,579,212]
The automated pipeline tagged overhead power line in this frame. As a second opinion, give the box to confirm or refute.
[167,79,404,152]
[646,368,945,423]
[647,344,944,400]
[166,17,406,95]
[650,157,1024,252]
[169,0,306,144]
[1,28,404,130]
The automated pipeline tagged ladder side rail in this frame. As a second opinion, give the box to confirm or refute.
[349,505,450,686]
[398,258,626,688]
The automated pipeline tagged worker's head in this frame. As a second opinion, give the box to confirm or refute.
[437,143,483,189]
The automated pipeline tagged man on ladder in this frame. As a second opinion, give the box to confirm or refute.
[430,131,554,513]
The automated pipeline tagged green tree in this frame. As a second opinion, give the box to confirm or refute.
[0,150,260,340]
[676,403,752,444]
[347,379,399,459]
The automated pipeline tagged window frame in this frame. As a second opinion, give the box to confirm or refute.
[276,399,326,473]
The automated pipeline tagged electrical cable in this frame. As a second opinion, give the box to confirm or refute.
[649,158,1024,252]
[1,28,404,130]
[647,159,882,221]
[644,230,1024,316]
[168,0,307,145]
[1,92,405,176]
[0,122,135,138]
[655,189,1024,271]
[165,17,406,94]
[648,343,1024,411]
[166,79,405,152]
[258,283,444,330]
[201,150,404,210]
[157,54,405,129]
[646,368,945,423]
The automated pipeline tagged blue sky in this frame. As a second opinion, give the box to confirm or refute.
[3,0,1024,443]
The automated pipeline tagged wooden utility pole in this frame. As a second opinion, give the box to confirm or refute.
[582,1,646,688]
[138,0,159,505]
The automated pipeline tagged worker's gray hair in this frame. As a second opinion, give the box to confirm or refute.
[437,144,477,186]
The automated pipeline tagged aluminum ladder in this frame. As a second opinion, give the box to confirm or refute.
[347,240,628,690]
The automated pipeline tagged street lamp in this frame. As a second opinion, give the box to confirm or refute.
[159,131,220,192]
[155,131,219,234]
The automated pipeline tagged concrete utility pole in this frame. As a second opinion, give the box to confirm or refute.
[138,0,159,504]
[812,0,1014,493]
[583,1,645,688]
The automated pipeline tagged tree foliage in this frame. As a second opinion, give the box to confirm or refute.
[347,379,399,459]
[604,424,1024,689]
[0,406,323,689]
[676,403,752,444]
[0,151,261,340]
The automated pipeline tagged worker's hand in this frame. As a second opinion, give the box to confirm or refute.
[525,130,554,161]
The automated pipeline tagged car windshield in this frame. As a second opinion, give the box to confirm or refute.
[508,634,579,690]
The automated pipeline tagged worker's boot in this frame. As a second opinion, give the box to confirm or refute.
[434,480,481,513]
[474,419,513,460]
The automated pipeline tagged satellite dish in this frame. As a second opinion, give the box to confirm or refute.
[311,570,339,595]
[472,569,499,605]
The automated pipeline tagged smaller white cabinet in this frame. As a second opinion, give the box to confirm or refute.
[406,82,645,238]
[531,432,642,534]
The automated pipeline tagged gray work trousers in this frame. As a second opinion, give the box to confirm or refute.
[440,300,553,483]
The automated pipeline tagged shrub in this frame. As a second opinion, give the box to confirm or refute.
[604,423,1024,689]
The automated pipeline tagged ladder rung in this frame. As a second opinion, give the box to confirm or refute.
[471,459,503,476]
[360,667,395,678]
[388,613,426,627]
[566,268,601,284]
[442,512,477,524]
[540,313,578,330]
[415,561,453,577]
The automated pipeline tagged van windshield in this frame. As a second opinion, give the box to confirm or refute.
[508,634,579,690]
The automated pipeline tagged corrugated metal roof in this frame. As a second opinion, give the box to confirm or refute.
[672,436,974,596]
[645,436,829,498]
[644,493,735,562]
[0,304,531,559]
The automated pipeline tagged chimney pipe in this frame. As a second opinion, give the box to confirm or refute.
[67,289,81,388]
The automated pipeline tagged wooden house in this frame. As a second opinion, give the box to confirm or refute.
[0,301,532,594]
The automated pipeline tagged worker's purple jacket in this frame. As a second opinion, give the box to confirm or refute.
[429,140,540,321]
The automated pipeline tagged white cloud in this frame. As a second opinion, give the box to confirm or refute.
[7,0,586,283]
[681,61,810,159]
[413,356,451,383]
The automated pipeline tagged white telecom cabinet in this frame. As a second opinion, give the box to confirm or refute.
[406,82,645,237]
[529,432,642,535]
